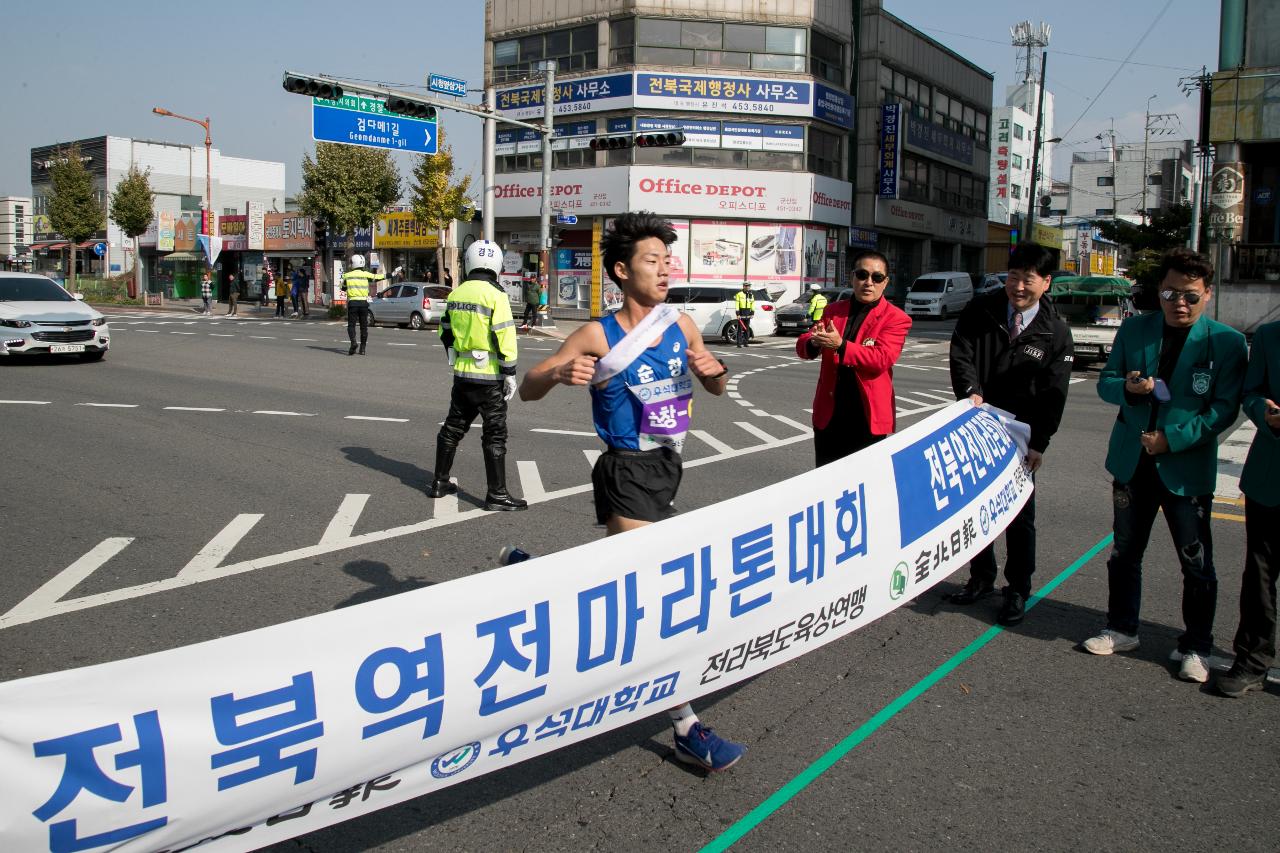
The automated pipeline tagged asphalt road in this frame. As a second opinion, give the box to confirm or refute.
[1,304,1274,852]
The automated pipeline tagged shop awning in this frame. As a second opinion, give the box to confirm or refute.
[31,241,67,251]
[159,251,205,262]
[264,250,316,258]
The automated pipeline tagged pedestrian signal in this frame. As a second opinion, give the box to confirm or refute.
[282,74,343,100]
[634,131,686,147]
[385,96,437,119]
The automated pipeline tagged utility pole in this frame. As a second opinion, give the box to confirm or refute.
[536,60,557,328]
[1096,122,1118,222]
[1024,50,1048,242]
[1180,66,1213,251]
[483,86,496,242]
[1140,95,1156,226]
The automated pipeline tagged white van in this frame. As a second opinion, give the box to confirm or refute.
[665,284,775,343]
[904,271,974,320]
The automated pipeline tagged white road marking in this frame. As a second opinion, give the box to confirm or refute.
[320,494,370,546]
[583,449,601,468]
[165,406,225,412]
[75,403,138,408]
[1,400,51,405]
[292,338,317,341]
[531,428,598,437]
[0,538,134,624]
[516,461,547,503]
[727,392,742,399]
[1215,418,1256,499]
[136,329,159,333]
[1069,376,1090,385]
[209,333,235,337]
[897,364,930,371]
[430,481,461,518]
[689,429,733,454]
[897,401,952,418]
[250,335,276,340]
[735,399,753,407]
[169,331,196,336]
[387,342,417,347]
[345,415,410,423]
[736,420,777,442]
[177,514,264,578]
[750,409,769,417]
[772,414,812,434]
[252,410,316,417]
[909,391,954,402]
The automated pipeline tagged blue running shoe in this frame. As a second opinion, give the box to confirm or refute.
[673,722,746,771]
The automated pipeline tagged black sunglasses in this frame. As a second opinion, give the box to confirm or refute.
[854,269,888,283]
[1159,289,1204,305]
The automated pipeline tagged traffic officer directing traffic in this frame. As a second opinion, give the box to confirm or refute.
[807,283,828,325]
[426,240,527,511]
[341,254,384,356]
[734,281,755,347]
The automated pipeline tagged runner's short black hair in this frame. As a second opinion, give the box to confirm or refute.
[1007,242,1056,277]
[601,211,676,286]
[851,249,889,270]
[1158,247,1214,285]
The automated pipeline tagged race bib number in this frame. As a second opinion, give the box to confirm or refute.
[629,374,694,453]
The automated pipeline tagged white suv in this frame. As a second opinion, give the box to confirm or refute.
[665,284,775,343]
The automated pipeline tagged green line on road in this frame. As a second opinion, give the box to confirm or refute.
[701,533,1115,853]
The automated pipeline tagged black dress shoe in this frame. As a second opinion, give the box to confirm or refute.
[348,343,358,356]
[949,578,995,605]
[1215,665,1266,698]
[997,591,1026,626]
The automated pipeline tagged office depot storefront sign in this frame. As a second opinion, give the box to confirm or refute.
[492,167,630,218]
[630,167,850,226]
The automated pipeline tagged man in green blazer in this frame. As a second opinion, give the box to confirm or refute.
[1217,319,1280,697]
[1083,248,1248,684]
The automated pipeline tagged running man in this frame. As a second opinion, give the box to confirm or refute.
[519,211,746,771]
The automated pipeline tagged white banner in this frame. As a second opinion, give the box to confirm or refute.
[0,402,1030,853]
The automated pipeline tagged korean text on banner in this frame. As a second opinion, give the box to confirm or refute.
[0,402,1030,853]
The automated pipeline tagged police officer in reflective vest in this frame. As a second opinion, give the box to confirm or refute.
[426,240,527,511]
[341,254,384,356]
[733,282,755,347]
[807,283,828,326]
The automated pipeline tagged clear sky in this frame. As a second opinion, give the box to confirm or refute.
[0,0,1219,200]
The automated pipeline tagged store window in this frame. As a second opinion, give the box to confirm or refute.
[615,18,807,73]
[493,23,597,81]
[810,30,844,84]
[807,127,841,179]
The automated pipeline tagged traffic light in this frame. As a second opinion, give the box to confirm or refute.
[1039,194,1052,219]
[282,74,343,100]
[384,96,436,119]
[589,134,633,151]
[634,131,686,147]
[313,220,328,252]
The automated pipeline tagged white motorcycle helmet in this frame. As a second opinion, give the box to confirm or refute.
[349,254,366,269]
[464,240,504,277]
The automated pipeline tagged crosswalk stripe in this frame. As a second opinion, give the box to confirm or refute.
[689,429,734,454]
[320,494,370,545]
[516,461,547,502]
[177,514,263,578]
[736,420,777,443]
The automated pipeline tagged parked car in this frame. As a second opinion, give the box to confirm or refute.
[1049,275,1136,369]
[0,272,111,361]
[903,271,974,319]
[977,272,1007,295]
[665,284,774,343]
[370,282,451,329]
[773,288,852,336]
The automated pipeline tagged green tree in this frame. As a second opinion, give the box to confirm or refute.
[298,142,400,297]
[47,143,105,291]
[109,164,154,298]
[408,129,474,282]
[1091,203,1195,255]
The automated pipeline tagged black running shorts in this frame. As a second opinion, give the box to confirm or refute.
[591,446,683,525]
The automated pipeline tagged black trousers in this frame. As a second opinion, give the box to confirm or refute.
[813,421,883,467]
[347,301,370,346]
[523,302,538,326]
[438,380,508,456]
[1232,496,1280,674]
[968,486,1037,598]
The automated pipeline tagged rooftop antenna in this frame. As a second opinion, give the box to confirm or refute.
[1011,20,1051,86]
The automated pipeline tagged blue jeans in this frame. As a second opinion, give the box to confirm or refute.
[1106,456,1216,654]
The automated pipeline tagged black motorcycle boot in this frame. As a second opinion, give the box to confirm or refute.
[483,451,527,511]
[426,444,458,498]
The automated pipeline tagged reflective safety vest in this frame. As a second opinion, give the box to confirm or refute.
[735,289,754,314]
[341,269,383,301]
[808,293,828,322]
[440,277,518,383]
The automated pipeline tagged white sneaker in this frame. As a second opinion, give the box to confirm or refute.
[1082,628,1140,655]
[1177,651,1210,683]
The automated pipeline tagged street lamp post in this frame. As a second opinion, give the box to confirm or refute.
[152,107,213,253]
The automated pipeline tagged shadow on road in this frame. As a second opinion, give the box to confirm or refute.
[305,345,354,356]
[333,559,435,609]
[340,446,487,509]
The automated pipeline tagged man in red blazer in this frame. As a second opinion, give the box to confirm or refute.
[797,250,912,466]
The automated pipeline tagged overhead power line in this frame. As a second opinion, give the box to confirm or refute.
[913,23,1199,72]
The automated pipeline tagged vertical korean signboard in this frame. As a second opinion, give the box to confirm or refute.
[878,104,901,199]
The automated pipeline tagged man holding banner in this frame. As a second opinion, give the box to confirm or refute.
[519,211,746,771]
[948,242,1073,626]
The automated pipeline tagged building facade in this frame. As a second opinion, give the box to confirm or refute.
[1064,140,1193,224]
[1208,0,1280,330]
[852,5,992,300]
[986,82,1055,227]
[0,196,33,270]
[29,136,284,296]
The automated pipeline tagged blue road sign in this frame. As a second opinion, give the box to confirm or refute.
[312,95,437,154]
[428,74,468,98]
[92,242,106,257]
[555,214,578,225]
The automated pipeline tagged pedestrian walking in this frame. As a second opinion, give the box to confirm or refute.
[274,266,288,317]
[340,255,383,355]
[521,274,540,330]
[1082,248,1248,683]
[200,271,212,314]
[518,211,745,771]
[948,241,1074,626]
[733,281,754,347]
[226,273,238,316]
[797,249,911,466]
[1217,319,1280,697]
[290,265,306,317]
[443,266,454,288]
[425,240,526,511]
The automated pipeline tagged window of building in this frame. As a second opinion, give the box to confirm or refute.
[1148,174,1162,185]
[1011,154,1023,169]
[1095,208,1114,216]
[810,30,844,84]
[807,127,842,179]
[493,23,598,81]
[609,17,634,64]
[1097,176,1114,186]
[1013,123,1025,140]
[553,149,591,169]
[621,19,806,72]
[1010,184,1022,199]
